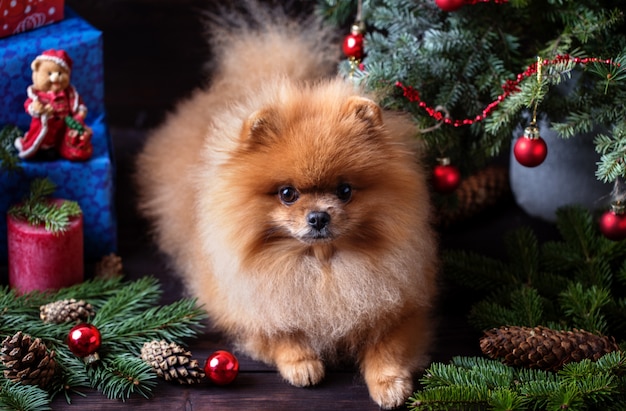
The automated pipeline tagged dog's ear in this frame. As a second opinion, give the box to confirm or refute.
[341,96,383,128]
[241,107,279,147]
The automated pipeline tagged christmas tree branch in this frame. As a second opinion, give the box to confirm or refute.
[0,277,206,407]
[7,178,82,234]
[103,299,205,347]
[409,353,626,411]
[0,380,51,411]
[87,355,156,400]
[445,206,626,334]
[0,125,22,173]
[320,0,626,181]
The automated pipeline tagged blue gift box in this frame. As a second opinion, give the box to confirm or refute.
[0,116,116,262]
[0,8,105,127]
[0,8,116,263]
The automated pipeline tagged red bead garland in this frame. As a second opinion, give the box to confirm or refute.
[396,55,620,127]
[204,350,239,385]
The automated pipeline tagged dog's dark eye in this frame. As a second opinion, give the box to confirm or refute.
[279,186,299,204]
[336,183,352,202]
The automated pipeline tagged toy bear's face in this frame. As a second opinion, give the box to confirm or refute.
[32,60,71,93]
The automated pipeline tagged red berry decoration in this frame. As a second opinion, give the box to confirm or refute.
[204,350,239,385]
[513,125,548,167]
[435,0,466,12]
[67,323,101,364]
[599,202,626,241]
[342,24,364,60]
[432,157,461,193]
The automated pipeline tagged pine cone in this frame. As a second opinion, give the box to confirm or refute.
[40,298,95,324]
[1,332,56,388]
[141,340,205,384]
[480,325,621,371]
[440,164,511,226]
[94,253,123,279]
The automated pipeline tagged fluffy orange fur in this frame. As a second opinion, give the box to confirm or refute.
[135,10,438,409]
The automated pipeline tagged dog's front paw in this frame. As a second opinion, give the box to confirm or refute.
[367,374,413,410]
[277,356,325,387]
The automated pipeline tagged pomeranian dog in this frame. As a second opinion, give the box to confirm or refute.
[135,4,438,409]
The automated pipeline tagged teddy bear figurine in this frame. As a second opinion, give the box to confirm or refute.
[14,49,93,161]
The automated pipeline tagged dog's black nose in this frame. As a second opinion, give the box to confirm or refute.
[307,211,331,230]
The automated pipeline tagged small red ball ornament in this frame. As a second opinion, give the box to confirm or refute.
[513,125,548,167]
[599,202,626,241]
[435,0,466,12]
[432,157,461,193]
[67,323,101,364]
[204,350,239,385]
[342,24,364,60]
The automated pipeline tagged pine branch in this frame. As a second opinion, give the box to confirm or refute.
[468,286,547,330]
[409,353,626,411]
[443,250,511,291]
[0,380,51,411]
[0,125,22,173]
[50,277,125,308]
[0,277,206,406]
[96,298,206,356]
[7,178,82,234]
[49,348,91,398]
[503,227,540,285]
[320,0,626,181]
[559,283,611,334]
[408,385,489,410]
[87,355,156,400]
[442,205,626,338]
[90,277,162,324]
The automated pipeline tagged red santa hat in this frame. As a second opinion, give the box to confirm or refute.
[31,49,73,72]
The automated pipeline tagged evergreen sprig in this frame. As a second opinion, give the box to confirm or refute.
[0,277,206,410]
[0,125,22,173]
[318,0,626,182]
[412,206,626,409]
[7,178,82,233]
[0,380,51,411]
[408,352,626,411]
[444,206,626,338]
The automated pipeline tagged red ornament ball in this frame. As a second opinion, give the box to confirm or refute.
[67,323,101,358]
[433,160,461,193]
[513,134,548,167]
[204,350,239,385]
[599,207,626,241]
[342,31,364,60]
[435,0,465,12]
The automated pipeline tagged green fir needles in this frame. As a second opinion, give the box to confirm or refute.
[408,352,626,411]
[7,178,82,234]
[0,125,22,173]
[444,206,626,337]
[318,0,626,182]
[410,206,626,410]
[0,277,206,410]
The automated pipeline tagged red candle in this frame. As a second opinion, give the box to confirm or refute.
[7,201,84,294]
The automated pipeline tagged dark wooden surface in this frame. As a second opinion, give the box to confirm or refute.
[3,1,560,409]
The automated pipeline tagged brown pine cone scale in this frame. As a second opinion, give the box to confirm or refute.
[141,340,205,384]
[480,325,621,371]
[1,331,56,387]
[439,164,511,226]
[40,298,96,324]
